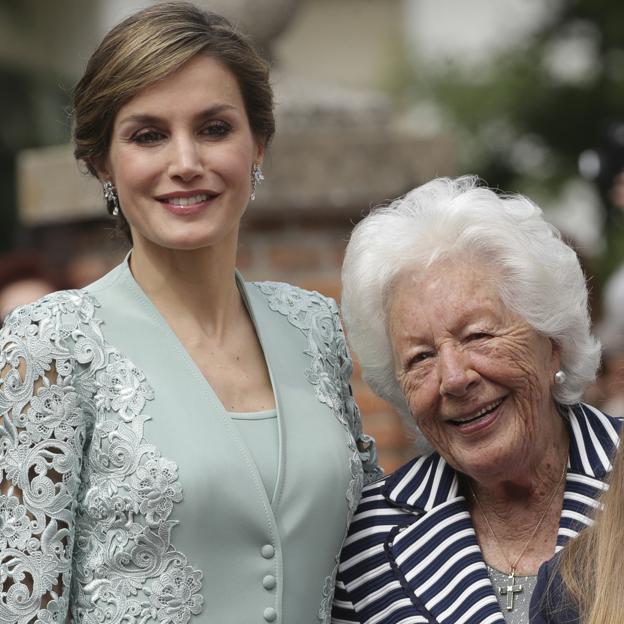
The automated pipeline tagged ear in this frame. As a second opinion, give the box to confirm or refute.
[92,157,113,184]
[254,139,265,168]
[549,339,562,376]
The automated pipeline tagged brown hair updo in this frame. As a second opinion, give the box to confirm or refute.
[72,1,275,239]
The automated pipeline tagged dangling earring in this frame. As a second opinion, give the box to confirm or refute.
[103,180,120,216]
[250,164,264,201]
[554,370,567,385]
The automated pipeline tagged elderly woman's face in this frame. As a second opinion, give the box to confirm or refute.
[388,261,561,482]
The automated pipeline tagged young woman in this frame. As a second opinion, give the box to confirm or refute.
[0,4,379,623]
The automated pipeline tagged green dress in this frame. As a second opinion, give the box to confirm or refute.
[0,259,381,624]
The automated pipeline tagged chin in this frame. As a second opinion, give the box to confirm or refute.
[153,231,230,251]
[169,239,215,251]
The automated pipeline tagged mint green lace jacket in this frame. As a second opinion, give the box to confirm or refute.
[0,262,381,624]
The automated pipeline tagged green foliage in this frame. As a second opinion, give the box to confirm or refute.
[397,0,624,283]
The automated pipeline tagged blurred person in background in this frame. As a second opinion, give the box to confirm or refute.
[609,168,624,208]
[0,251,60,322]
[0,3,380,623]
[63,251,118,288]
[581,125,624,418]
[332,177,619,624]
[593,267,624,417]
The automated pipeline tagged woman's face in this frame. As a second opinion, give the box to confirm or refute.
[98,54,263,254]
[388,261,562,484]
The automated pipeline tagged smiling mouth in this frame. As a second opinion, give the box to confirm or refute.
[159,193,218,206]
[449,397,505,426]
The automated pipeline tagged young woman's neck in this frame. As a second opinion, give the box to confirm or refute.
[129,235,240,336]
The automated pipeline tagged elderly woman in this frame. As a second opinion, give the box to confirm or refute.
[331,177,621,624]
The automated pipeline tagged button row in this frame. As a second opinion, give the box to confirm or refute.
[261,545,277,620]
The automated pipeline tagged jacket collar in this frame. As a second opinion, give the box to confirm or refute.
[376,404,620,624]
[382,402,621,513]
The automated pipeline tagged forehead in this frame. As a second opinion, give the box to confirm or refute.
[388,261,508,330]
[116,54,244,120]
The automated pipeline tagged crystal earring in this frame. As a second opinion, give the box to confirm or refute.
[554,370,567,385]
[250,164,264,201]
[103,180,120,216]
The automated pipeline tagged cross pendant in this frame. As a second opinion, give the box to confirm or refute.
[499,572,523,611]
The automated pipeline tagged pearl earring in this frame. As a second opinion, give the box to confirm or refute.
[554,370,567,385]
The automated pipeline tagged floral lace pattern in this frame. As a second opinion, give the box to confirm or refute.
[0,291,203,624]
[0,282,378,624]
[256,282,382,622]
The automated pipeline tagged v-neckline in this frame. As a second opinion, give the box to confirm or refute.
[121,258,276,415]
[118,258,283,505]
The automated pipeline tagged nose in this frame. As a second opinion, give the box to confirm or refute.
[168,135,203,182]
[438,343,478,397]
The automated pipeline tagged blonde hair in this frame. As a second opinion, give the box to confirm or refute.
[558,430,624,623]
[72,2,275,237]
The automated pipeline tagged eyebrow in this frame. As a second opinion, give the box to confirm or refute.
[117,104,239,127]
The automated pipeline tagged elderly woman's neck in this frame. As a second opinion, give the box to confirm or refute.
[466,420,569,520]
[465,425,569,576]
[466,403,569,496]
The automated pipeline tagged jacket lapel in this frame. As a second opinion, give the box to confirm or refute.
[240,278,354,517]
[382,455,505,624]
[557,403,621,547]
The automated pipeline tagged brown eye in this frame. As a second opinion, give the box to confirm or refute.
[467,332,491,341]
[131,130,165,144]
[408,351,433,368]
[201,121,231,138]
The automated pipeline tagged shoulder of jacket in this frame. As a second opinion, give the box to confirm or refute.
[1,288,100,338]
[250,280,337,312]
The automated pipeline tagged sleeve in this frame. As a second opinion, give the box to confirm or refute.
[529,556,572,624]
[328,297,383,485]
[331,573,361,623]
[0,303,87,623]
[529,561,551,624]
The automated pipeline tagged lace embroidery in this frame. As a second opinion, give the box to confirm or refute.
[0,291,203,624]
[256,282,382,622]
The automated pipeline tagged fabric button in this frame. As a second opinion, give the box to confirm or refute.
[263,574,276,590]
[263,607,277,622]
[261,544,275,559]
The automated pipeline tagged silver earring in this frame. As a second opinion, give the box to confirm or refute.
[250,164,264,201]
[554,370,567,385]
[103,181,120,216]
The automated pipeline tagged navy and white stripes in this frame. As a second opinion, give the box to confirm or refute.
[332,403,621,624]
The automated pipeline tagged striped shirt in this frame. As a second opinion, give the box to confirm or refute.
[332,403,621,624]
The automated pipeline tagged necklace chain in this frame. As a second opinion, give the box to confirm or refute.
[468,460,567,577]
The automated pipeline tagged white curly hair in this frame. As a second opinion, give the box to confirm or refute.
[341,176,601,418]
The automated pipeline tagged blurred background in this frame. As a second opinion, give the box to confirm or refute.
[2,0,624,471]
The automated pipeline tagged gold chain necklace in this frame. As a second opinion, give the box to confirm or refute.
[468,461,567,612]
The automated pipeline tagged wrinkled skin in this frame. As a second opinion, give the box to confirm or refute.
[388,261,565,488]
